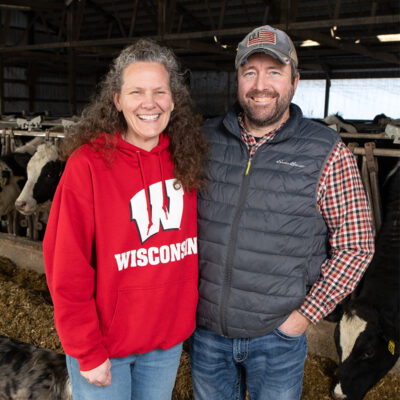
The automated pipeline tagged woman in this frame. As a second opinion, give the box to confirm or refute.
[43,39,208,399]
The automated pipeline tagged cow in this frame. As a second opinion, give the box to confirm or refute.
[330,161,400,400]
[0,153,31,218]
[14,136,45,156]
[0,137,48,218]
[0,335,71,400]
[323,114,358,133]
[14,142,65,217]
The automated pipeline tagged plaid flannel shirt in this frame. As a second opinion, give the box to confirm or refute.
[239,114,374,323]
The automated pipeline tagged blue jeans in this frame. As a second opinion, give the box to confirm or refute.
[66,342,182,400]
[190,327,307,400]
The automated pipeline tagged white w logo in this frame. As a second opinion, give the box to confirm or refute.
[130,179,184,243]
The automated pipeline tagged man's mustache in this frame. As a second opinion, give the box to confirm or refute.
[246,89,278,99]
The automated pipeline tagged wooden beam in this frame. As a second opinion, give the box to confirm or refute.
[333,0,341,20]
[0,56,4,114]
[86,0,124,36]
[369,1,378,34]
[66,6,76,115]
[204,0,216,31]
[0,1,64,11]
[166,0,177,34]
[0,14,399,57]
[111,0,126,38]
[165,39,233,56]
[75,0,87,41]
[262,5,270,25]
[0,9,11,45]
[292,28,400,65]
[218,0,228,30]
[158,0,165,36]
[128,0,139,36]
[175,2,205,30]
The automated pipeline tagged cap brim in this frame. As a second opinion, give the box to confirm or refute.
[236,48,290,69]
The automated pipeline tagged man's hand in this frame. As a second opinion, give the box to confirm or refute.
[80,358,112,387]
[279,310,310,336]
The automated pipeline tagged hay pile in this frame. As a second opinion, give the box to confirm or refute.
[0,256,398,399]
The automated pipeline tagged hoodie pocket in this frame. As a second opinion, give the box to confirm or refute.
[104,277,198,356]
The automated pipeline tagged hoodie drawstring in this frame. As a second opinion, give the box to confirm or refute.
[158,151,169,220]
[136,151,153,235]
[136,150,169,236]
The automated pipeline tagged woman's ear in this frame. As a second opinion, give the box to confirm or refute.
[113,93,121,111]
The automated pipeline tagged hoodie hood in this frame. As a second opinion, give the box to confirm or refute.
[115,131,171,156]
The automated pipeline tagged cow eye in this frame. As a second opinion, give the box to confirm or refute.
[361,349,375,359]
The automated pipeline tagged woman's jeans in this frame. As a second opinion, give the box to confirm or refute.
[190,327,307,400]
[66,342,182,400]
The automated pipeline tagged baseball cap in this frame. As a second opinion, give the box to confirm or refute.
[235,25,298,69]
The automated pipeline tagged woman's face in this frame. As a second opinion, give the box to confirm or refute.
[114,61,174,151]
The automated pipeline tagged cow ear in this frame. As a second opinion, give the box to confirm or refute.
[13,152,32,170]
[324,303,345,322]
[55,160,66,174]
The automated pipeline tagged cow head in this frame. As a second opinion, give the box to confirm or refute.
[332,303,399,400]
[15,143,63,215]
[0,155,29,217]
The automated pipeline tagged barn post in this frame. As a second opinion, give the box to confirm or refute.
[324,77,331,118]
[0,55,4,115]
[66,3,77,116]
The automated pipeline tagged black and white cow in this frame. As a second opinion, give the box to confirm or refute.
[0,138,46,218]
[330,161,400,400]
[0,335,71,400]
[323,114,358,133]
[14,142,65,217]
[0,153,30,218]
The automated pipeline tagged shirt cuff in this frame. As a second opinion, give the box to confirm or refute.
[299,295,327,325]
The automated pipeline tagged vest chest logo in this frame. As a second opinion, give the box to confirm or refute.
[276,159,305,168]
[130,178,184,243]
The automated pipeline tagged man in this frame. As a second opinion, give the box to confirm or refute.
[190,25,374,400]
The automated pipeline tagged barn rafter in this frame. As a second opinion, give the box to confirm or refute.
[0,0,399,114]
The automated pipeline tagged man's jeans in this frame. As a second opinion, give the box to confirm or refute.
[190,327,307,400]
[66,342,182,400]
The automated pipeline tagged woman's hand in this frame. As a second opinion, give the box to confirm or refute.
[80,358,112,387]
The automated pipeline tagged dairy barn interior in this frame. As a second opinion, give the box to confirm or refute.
[0,1,399,399]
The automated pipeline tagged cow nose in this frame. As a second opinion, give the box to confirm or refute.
[15,199,27,210]
[332,385,347,400]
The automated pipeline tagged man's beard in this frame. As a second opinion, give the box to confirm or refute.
[239,85,295,128]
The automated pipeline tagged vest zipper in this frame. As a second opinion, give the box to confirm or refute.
[219,151,255,336]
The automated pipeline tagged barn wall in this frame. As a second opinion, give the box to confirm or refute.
[3,66,97,116]
[190,71,237,118]
[0,233,43,274]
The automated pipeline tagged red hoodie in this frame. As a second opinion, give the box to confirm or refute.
[43,132,198,371]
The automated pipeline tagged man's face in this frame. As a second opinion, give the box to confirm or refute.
[237,52,299,135]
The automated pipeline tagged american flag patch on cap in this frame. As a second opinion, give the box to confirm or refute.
[248,29,276,46]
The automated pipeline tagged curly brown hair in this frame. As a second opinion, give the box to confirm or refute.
[62,39,208,192]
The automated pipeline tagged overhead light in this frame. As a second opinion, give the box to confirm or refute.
[377,33,400,42]
[355,39,360,44]
[300,40,320,47]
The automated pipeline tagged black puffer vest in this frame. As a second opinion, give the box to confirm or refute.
[197,103,340,338]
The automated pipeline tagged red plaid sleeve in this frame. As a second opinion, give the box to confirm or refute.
[299,141,375,324]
